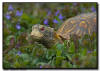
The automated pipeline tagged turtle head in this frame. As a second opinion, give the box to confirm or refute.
[31,24,44,40]
[31,24,55,42]
[30,24,63,48]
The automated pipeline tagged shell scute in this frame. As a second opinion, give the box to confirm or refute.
[57,12,97,39]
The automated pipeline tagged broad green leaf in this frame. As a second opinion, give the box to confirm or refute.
[21,13,30,21]
[81,48,87,56]
[55,56,65,67]
[56,50,62,56]
[68,42,75,53]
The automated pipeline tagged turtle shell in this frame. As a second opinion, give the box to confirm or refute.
[57,12,97,40]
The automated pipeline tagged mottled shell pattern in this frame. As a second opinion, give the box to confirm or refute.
[57,12,97,40]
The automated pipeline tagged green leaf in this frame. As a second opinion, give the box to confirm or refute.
[56,43,64,50]
[3,60,11,68]
[56,50,62,56]
[93,49,97,56]
[13,61,21,68]
[66,54,72,61]
[36,62,46,66]
[68,42,75,53]
[31,58,39,65]
[20,54,30,60]
[55,56,65,67]
[46,49,55,60]
[21,13,30,21]
[81,48,87,56]
[65,61,72,68]
[5,35,15,46]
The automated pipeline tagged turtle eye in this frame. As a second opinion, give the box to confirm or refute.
[40,27,45,31]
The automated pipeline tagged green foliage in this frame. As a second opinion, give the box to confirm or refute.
[68,42,75,53]
[3,3,97,68]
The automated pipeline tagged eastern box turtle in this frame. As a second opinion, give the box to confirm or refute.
[30,12,97,48]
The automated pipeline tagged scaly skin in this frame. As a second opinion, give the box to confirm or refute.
[30,24,62,48]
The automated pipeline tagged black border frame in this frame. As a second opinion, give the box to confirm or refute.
[2,2,99,70]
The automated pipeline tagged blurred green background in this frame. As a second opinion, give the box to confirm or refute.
[3,2,97,69]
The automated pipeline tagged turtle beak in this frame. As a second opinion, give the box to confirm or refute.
[31,30,43,38]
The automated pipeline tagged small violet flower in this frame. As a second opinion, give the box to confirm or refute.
[47,11,51,16]
[73,3,77,6]
[53,19,58,24]
[16,10,23,16]
[40,66,42,68]
[44,19,48,25]
[55,10,60,16]
[91,6,96,12]
[10,37,15,46]
[5,13,11,20]
[87,51,92,53]
[16,23,21,30]
[8,5,14,11]
[17,51,21,55]
[15,43,20,48]
[58,14,64,20]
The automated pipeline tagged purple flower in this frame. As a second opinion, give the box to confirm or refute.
[10,37,15,46]
[15,43,20,48]
[58,14,64,20]
[47,11,51,16]
[91,6,96,12]
[53,19,58,24]
[8,5,14,11]
[16,23,21,30]
[73,3,77,6]
[5,13,11,20]
[16,10,23,16]
[55,10,60,16]
[87,51,92,53]
[44,19,48,25]
[40,66,42,68]
[17,51,21,55]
